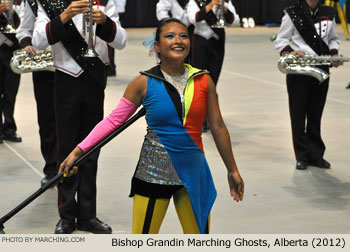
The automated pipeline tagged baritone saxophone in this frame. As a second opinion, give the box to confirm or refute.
[10,49,54,74]
[278,54,350,83]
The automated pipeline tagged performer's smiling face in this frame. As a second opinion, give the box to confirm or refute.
[154,22,190,62]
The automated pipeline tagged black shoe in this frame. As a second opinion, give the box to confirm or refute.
[54,218,76,234]
[296,160,307,170]
[3,133,22,142]
[77,217,112,234]
[309,159,331,169]
[0,135,3,144]
[41,175,56,188]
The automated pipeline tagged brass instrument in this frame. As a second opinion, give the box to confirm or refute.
[199,0,226,28]
[211,0,226,28]
[82,0,98,57]
[10,49,54,74]
[278,54,350,83]
[0,0,16,33]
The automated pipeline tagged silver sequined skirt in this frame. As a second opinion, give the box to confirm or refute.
[134,128,182,185]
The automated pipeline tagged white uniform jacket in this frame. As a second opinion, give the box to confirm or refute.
[274,10,340,56]
[16,0,39,48]
[156,0,190,27]
[116,0,126,13]
[32,0,127,77]
[187,0,239,40]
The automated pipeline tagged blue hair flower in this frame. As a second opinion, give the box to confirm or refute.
[142,32,156,57]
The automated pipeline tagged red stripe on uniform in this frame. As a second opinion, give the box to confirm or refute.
[46,22,53,44]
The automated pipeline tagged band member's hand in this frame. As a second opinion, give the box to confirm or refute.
[290,50,305,57]
[60,0,89,24]
[224,6,228,14]
[58,147,84,180]
[331,58,343,68]
[211,0,221,6]
[227,171,244,202]
[23,46,37,54]
[206,0,221,12]
[92,9,106,24]
[0,2,9,14]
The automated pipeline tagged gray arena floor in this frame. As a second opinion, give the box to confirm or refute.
[1,26,350,234]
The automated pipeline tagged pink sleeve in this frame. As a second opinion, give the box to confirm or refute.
[78,97,138,153]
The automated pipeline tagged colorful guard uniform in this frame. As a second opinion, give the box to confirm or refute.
[130,64,217,234]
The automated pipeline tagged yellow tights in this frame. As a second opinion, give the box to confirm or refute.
[132,188,210,234]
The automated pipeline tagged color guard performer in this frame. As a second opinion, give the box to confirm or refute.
[59,18,244,234]
[32,0,127,234]
[16,0,57,187]
[0,0,22,143]
[274,0,341,170]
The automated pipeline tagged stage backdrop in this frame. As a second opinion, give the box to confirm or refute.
[231,0,296,25]
[122,0,158,27]
[232,0,350,25]
[121,0,350,28]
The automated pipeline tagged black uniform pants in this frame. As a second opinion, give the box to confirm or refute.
[0,44,20,136]
[185,25,194,65]
[286,72,329,163]
[191,34,225,85]
[55,70,105,220]
[107,45,115,74]
[32,71,57,177]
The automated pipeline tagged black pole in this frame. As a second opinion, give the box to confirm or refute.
[0,107,146,234]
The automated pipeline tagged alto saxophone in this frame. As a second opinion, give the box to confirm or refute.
[278,54,350,83]
[10,49,54,74]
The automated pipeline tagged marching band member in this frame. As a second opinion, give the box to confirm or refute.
[0,0,22,143]
[32,0,127,234]
[156,0,191,26]
[186,0,239,132]
[107,0,126,76]
[116,0,126,19]
[274,0,341,170]
[187,0,239,86]
[16,0,57,187]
